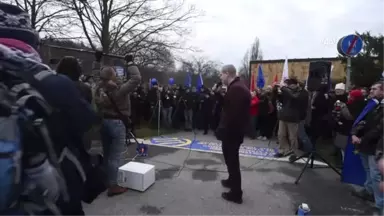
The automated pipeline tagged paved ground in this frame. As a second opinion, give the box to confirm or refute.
[85,132,368,215]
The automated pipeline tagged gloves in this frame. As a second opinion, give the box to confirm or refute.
[124,54,133,63]
[95,50,103,62]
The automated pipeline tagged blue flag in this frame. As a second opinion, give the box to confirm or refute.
[197,72,203,91]
[342,99,378,186]
[257,65,265,88]
[185,71,192,87]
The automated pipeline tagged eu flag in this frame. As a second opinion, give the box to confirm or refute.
[342,99,378,186]
[197,72,203,91]
[257,65,265,88]
[185,71,192,87]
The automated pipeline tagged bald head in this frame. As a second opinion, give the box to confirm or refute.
[222,64,237,77]
[220,64,237,86]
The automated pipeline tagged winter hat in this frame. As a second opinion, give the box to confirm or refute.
[347,89,364,104]
[335,83,345,91]
[0,3,39,49]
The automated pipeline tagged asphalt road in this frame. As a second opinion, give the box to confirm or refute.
[85,139,368,215]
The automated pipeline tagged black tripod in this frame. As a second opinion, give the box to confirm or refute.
[172,96,190,130]
[291,140,341,184]
[148,90,162,136]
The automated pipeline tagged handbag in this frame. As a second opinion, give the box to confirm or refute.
[105,92,131,145]
[105,92,132,130]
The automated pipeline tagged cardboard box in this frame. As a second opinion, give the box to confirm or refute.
[117,162,155,192]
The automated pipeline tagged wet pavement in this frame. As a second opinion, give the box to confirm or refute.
[85,133,368,215]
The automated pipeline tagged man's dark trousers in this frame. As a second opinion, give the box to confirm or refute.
[222,140,242,195]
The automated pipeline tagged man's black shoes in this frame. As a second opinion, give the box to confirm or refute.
[220,179,243,204]
[221,192,243,204]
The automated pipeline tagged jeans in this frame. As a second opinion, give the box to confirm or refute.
[100,119,126,186]
[162,107,173,127]
[360,153,383,211]
[184,109,193,130]
[298,120,312,152]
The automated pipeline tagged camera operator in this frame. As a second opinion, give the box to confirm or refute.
[183,87,195,131]
[161,87,174,128]
[172,86,186,129]
[212,82,224,130]
[274,78,304,160]
[94,54,141,197]
[331,88,367,163]
[199,86,213,134]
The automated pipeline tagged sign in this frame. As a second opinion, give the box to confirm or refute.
[150,137,192,147]
[115,66,125,78]
[149,137,277,158]
[337,34,363,57]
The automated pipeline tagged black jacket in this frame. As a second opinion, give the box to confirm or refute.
[162,91,174,108]
[277,85,302,123]
[351,99,383,155]
[216,77,251,143]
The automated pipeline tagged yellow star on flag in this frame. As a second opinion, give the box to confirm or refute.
[353,149,359,155]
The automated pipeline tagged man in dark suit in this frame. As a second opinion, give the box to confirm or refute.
[215,64,251,204]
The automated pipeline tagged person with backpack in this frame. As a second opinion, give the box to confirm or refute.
[94,56,141,197]
[0,3,103,215]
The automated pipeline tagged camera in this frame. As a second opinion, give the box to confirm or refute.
[95,50,103,62]
[124,54,133,63]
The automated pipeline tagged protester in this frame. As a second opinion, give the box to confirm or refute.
[94,59,141,196]
[350,81,383,215]
[56,56,93,103]
[0,3,102,214]
[249,90,259,139]
[275,78,304,160]
[215,64,251,204]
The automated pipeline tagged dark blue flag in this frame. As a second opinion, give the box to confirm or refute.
[257,65,265,88]
[342,99,379,186]
[185,71,192,87]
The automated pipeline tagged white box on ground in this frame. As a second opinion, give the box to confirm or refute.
[118,162,155,192]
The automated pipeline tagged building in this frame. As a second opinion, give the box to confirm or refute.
[249,57,346,86]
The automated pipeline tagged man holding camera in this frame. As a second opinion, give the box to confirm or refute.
[94,54,141,196]
[274,78,304,160]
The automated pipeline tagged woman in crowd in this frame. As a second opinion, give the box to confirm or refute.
[249,90,259,139]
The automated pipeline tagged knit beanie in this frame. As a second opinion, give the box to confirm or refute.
[0,3,40,49]
[335,83,346,91]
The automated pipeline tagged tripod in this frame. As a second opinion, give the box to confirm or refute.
[172,96,189,130]
[148,90,162,136]
[291,138,341,184]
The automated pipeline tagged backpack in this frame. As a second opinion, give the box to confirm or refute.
[0,83,23,212]
[0,79,70,215]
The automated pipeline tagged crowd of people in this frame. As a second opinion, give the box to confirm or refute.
[128,82,226,134]
[0,2,383,215]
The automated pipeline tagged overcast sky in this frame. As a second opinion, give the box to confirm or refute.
[183,0,384,67]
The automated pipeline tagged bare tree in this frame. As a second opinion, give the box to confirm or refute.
[181,56,222,77]
[135,44,176,72]
[239,37,263,80]
[6,0,71,37]
[62,0,201,55]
